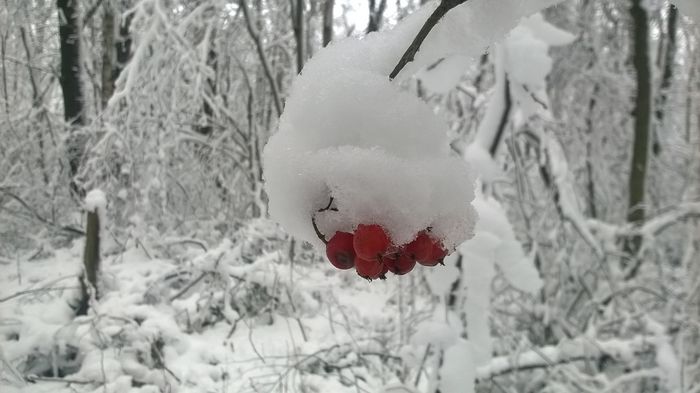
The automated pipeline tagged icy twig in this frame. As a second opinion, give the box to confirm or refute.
[25,375,92,384]
[169,272,208,301]
[389,0,469,80]
[0,286,79,303]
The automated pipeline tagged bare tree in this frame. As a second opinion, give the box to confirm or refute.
[57,0,86,194]
[625,0,652,263]
[322,0,334,46]
[366,0,387,33]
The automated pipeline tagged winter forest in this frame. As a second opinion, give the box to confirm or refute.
[2,0,700,392]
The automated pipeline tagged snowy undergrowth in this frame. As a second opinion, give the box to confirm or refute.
[1,219,468,393]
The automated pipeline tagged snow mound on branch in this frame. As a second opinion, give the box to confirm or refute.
[265,0,567,250]
[264,16,478,250]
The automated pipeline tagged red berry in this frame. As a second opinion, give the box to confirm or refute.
[404,232,433,261]
[353,224,391,260]
[379,263,389,280]
[431,242,448,261]
[417,239,448,267]
[385,253,416,275]
[355,257,385,280]
[325,232,355,270]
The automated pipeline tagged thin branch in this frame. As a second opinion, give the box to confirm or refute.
[83,0,106,29]
[239,0,283,116]
[0,286,79,303]
[169,272,208,301]
[1,190,85,235]
[389,0,468,80]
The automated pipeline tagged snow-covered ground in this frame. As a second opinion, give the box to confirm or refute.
[0,220,446,393]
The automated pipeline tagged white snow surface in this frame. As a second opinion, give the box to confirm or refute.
[85,189,107,225]
[439,339,476,393]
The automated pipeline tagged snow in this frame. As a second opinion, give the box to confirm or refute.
[411,321,459,349]
[674,0,700,23]
[416,55,474,94]
[85,189,107,228]
[439,339,476,393]
[474,335,653,380]
[0,229,420,393]
[417,7,572,96]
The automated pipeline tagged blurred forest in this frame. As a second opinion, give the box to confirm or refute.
[1,0,700,392]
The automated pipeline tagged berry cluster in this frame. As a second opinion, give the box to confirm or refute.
[325,224,448,280]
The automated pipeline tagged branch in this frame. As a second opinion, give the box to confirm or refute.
[1,190,85,235]
[83,0,106,29]
[239,0,283,116]
[389,0,469,80]
[0,287,79,303]
[475,336,654,381]
[587,202,700,239]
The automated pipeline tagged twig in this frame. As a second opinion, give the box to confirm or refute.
[83,0,106,29]
[413,343,431,386]
[25,375,92,384]
[311,196,338,244]
[0,287,79,303]
[1,190,84,235]
[389,0,469,80]
[285,288,308,342]
[169,272,208,301]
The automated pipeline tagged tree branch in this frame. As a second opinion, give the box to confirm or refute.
[239,0,283,116]
[389,0,468,80]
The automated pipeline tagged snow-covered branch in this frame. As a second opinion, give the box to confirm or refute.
[476,335,655,381]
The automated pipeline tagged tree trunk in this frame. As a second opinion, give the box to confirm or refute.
[77,208,100,316]
[322,0,334,47]
[100,2,115,109]
[624,0,652,266]
[366,0,387,33]
[197,28,217,136]
[57,0,85,191]
[291,0,305,73]
[653,4,678,155]
[115,11,133,78]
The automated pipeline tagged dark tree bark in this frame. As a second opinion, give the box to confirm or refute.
[115,12,133,76]
[366,0,387,33]
[58,0,84,126]
[653,4,678,155]
[489,76,512,157]
[77,209,101,316]
[322,0,334,47]
[389,0,469,80]
[57,0,85,190]
[197,29,217,136]
[100,2,115,109]
[290,0,305,73]
[624,0,652,265]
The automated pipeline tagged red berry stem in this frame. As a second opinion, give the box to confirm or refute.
[311,196,339,245]
[311,215,328,244]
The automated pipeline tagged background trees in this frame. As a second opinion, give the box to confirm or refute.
[0,0,699,392]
